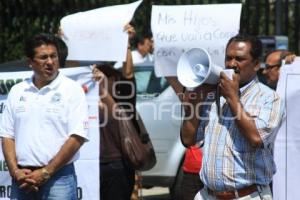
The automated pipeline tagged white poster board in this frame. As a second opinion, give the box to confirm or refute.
[0,67,100,200]
[151,4,241,77]
[60,0,142,61]
[273,57,300,200]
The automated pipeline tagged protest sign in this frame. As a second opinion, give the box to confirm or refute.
[151,4,241,76]
[273,58,300,200]
[60,0,142,61]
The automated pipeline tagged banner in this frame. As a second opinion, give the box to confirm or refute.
[0,67,100,200]
[151,4,241,77]
[60,0,142,62]
[273,57,300,200]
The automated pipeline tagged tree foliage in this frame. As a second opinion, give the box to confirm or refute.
[0,0,299,63]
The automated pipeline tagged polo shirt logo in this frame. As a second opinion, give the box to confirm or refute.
[51,93,61,103]
[19,96,26,102]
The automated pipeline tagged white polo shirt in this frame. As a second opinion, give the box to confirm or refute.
[131,50,154,65]
[113,50,154,69]
[0,73,89,166]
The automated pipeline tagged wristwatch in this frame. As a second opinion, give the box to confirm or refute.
[41,168,51,181]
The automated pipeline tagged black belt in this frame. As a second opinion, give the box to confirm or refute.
[207,184,258,200]
[18,163,74,175]
[18,165,43,171]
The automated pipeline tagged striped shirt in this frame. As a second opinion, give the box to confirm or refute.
[197,77,284,191]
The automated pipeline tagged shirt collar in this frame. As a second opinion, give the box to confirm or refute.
[26,71,62,91]
[240,76,259,96]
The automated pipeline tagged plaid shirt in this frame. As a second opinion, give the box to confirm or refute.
[197,77,284,191]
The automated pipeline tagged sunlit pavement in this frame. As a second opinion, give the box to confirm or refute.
[140,187,171,200]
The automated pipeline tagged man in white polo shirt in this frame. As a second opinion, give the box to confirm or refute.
[0,33,89,200]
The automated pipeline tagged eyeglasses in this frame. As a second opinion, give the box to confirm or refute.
[264,63,281,70]
[34,54,58,62]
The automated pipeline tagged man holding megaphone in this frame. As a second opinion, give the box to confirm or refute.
[180,34,284,200]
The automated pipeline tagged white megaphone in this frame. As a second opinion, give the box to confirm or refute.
[177,48,234,88]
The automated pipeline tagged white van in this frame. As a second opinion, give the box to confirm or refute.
[134,65,186,197]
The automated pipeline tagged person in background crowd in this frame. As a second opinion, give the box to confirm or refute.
[0,33,89,200]
[148,33,154,55]
[93,24,137,200]
[262,50,296,193]
[180,144,204,200]
[131,33,153,65]
[262,49,296,89]
[181,34,285,200]
[130,31,155,200]
[56,28,83,68]
[54,35,68,68]
[166,77,204,200]
[112,28,154,200]
[114,31,153,70]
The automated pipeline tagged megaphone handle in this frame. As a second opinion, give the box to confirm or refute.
[179,86,192,148]
[216,84,221,117]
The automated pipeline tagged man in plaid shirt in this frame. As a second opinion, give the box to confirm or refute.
[181,34,284,200]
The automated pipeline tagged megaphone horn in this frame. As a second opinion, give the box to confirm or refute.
[177,48,224,88]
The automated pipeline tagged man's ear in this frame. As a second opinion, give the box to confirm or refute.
[254,59,260,72]
[27,58,33,68]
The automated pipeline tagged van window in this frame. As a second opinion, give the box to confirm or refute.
[134,66,168,97]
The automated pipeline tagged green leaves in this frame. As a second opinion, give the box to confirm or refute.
[0,0,299,63]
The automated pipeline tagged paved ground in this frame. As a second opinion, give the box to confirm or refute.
[142,194,170,200]
[140,187,171,200]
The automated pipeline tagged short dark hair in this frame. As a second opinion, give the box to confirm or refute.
[226,34,262,61]
[24,33,58,60]
[133,33,152,48]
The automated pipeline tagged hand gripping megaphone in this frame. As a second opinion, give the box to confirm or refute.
[177,48,234,88]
